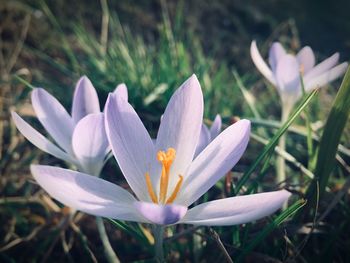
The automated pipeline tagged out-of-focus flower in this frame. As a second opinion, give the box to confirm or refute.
[12,76,127,175]
[251,40,348,114]
[31,75,291,226]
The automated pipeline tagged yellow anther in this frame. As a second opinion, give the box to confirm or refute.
[145,148,182,204]
[145,172,158,204]
[157,148,176,203]
[166,175,183,204]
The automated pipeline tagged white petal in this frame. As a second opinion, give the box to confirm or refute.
[11,112,75,164]
[72,113,109,176]
[105,94,155,201]
[31,165,146,222]
[209,114,222,140]
[305,62,348,92]
[134,201,187,225]
[296,46,315,73]
[31,88,74,154]
[180,190,291,226]
[304,53,340,81]
[250,41,276,85]
[155,74,204,191]
[72,76,101,124]
[275,54,301,107]
[268,42,287,72]
[176,120,251,206]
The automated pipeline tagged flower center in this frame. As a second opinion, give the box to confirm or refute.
[144,148,183,204]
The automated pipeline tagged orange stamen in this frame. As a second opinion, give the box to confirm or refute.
[145,172,158,203]
[165,175,183,204]
[158,148,176,203]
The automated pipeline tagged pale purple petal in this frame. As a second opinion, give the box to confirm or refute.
[250,41,276,85]
[304,53,340,81]
[194,124,210,158]
[72,76,100,124]
[209,114,222,140]
[113,83,128,101]
[155,74,204,191]
[296,46,315,73]
[72,113,109,176]
[134,201,187,225]
[180,190,291,226]
[305,62,348,92]
[275,54,300,95]
[31,88,74,154]
[176,120,251,206]
[31,165,146,222]
[11,112,75,164]
[105,94,155,201]
[268,42,287,72]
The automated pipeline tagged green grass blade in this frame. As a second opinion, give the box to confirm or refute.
[108,219,152,249]
[304,67,350,211]
[237,199,306,262]
[234,89,319,194]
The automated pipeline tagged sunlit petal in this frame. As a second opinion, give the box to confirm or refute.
[176,120,251,206]
[181,190,291,225]
[31,88,74,154]
[31,165,146,222]
[105,94,155,201]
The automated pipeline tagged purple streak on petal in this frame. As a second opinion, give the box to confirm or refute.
[155,74,204,192]
[268,42,286,73]
[177,120,251,206]
[105,94,155,201]
[304,53,340,81]
[134,201,187,225]
[31,165,146,222]
[296,46,315,73]
[11,111,75,164]
[72,113,109,176]
[181,190,291,226]
[194,124,210,158]
[209,114,222,140]
[72,76,100,124]
[305,62,348,92]
[31,88,74,154]
[250,41,276,85]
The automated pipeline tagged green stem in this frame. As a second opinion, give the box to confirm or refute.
[153,225,165,262]
[276,105,291,184]
[96,217,120,263]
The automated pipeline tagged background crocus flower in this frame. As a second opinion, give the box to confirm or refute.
[250,40,348,115]
[11,76,127,176]
[194,114,222,157]
[30,75,291,226]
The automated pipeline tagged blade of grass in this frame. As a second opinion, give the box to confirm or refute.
[234,89,319,194]
[108,219,152,249]
[237,199,306,262]
[303,67,350,214]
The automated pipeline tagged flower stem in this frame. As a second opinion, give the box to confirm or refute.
[277,106,290,185]
[96,217,120,263]
[153,225,165,262]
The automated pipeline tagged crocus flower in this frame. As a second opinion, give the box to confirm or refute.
[12,76,127,176]
[250,40,348,114]
[194,114,222,157]
[31,75,291,226]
